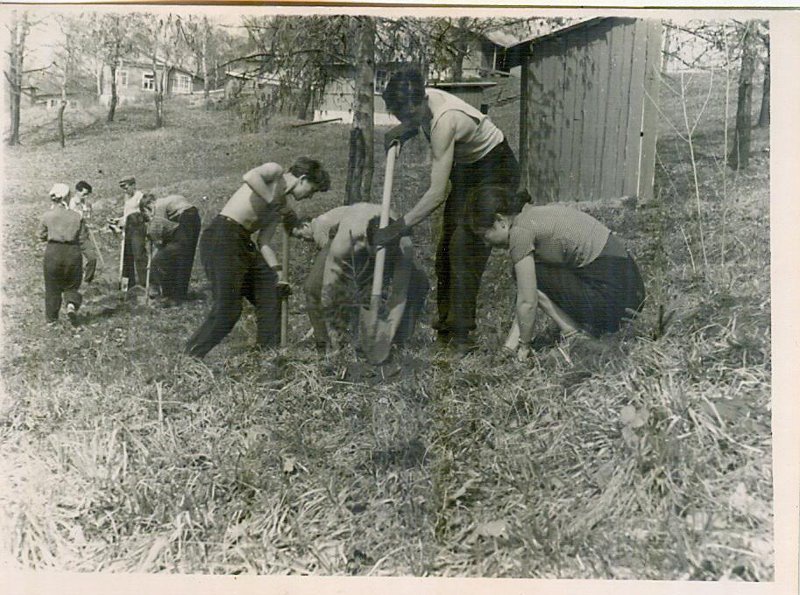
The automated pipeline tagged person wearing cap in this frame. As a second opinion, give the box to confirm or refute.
[110,176,148,289]
[68,180,93,220]
[185,157,331,359]
[139,193,202,305]
[290,203,429,351]
[38,183,98,325]
[370,67,521,355]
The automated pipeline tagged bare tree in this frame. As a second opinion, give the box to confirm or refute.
[5,10,31,146]
[756,26,769,128]
[137,13,185,128]
[177,14,212,104]
[53,16,80,148]
[79,12,137,123]
[346,16,375,204]
[728,20,757,170]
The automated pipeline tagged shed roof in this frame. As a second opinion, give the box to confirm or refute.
[504,17,637,69]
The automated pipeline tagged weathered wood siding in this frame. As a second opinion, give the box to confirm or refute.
[521,18,661,203]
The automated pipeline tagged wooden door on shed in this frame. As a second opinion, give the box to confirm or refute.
[520,18,662,203]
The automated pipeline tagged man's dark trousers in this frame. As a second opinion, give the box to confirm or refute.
[435,139,519,339]
[151,207,201,300]
[122,213,148,287]
[186,216,279,358]
[44,242,83,322]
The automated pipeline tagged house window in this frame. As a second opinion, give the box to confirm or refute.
[374,69,388,94]
[116,69,128,88]
[175,73,192,94]
[142,72,155,91]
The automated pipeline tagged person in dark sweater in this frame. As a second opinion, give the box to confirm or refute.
[38,183,97,326]
[468,186,646,361]
[139,193,202,306]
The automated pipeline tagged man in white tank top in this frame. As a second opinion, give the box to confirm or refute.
[373,67,521,354]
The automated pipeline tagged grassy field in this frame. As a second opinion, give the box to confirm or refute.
[0,72,772,579]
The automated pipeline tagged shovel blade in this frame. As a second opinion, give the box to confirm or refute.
[358,306,393,365]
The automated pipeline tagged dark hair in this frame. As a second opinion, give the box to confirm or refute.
[139,193,157,212]
[382,66,427,116]
[468,186,531,234]
[289,157,331,192]
[75,180,92,194]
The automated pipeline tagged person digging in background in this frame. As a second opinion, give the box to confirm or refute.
[109,176,148,290]
[185,157,330,359]
[371,66,521,356]
[38,183,97,326]
[68,180,93,220]
[291,202,429,352]
[139,193,202,306]
[468,186,646,362]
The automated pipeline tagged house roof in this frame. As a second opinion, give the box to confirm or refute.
[482,30,521,48]
[431,81,498,89]
[120,59,200,79]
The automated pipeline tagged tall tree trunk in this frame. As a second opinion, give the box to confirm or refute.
[201,23,210,102]
[757,41,770,128]
[95,63,103,99]
[7,11,30,146]
[296,80,313,121]
[107,62,118,123]
[728,21,757,170]
[58,101,66,148]
[58,78,67,148]
[345,16,375,204]
[661,25,673,73]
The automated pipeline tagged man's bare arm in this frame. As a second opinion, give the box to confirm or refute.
[243,162,284,202]
[402,120,456,227]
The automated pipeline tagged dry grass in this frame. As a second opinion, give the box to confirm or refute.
[0,69,772,579]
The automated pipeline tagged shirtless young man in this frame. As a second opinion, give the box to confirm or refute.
[371,67,521,354]
[185,157,330,358]
[291,203,429,351]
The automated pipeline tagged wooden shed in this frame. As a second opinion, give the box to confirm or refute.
[507,18,662,203]
[431,81,498,113]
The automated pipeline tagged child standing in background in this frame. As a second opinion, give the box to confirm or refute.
[38,183,97,326]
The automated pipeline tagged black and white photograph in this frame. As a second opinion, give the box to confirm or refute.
[0,2,797,593]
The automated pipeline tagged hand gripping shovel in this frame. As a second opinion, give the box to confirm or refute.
[359,142,406,364]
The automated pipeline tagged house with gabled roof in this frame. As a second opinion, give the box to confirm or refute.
[100,59,204,106]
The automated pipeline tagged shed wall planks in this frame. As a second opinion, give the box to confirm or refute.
[520,18,662,203]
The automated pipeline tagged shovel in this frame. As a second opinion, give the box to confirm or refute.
[280,226,290,347]
[359,142,402,364]
[118,220,128,292]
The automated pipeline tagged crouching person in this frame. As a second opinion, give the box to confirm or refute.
[291,202,429,352]
[38,183,97,326]
[469,186,645,361]
[185,157,330,359]
[139,193,202,306]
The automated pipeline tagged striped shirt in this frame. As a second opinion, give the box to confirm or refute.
[509,203,610,267]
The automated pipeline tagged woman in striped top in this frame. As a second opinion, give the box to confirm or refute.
[469,187,645,361]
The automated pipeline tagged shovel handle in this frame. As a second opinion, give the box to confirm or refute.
[370,143,399,301]
[280,226,290,346]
